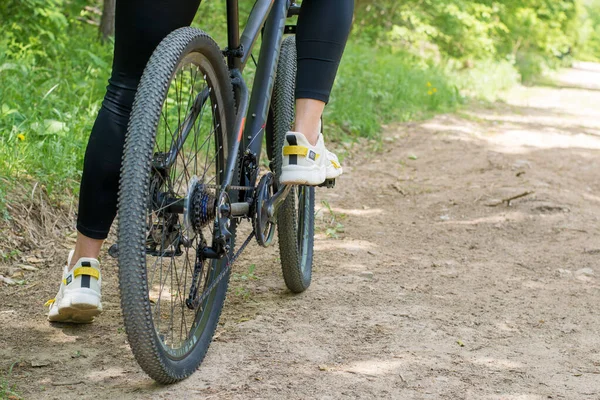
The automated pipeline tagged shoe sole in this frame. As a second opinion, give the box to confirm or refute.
[280,165,327,186]
[49,290,102,324]
[326,166,343,180]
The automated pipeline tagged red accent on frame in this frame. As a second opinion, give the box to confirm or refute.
[238,117,246,141]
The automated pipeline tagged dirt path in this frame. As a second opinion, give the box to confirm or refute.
[2,63,600,400]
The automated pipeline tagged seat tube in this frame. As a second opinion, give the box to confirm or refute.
[244,0,288,160]
[226,0,242,70]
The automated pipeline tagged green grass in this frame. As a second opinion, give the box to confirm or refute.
[324,43,521,141]
[0,362,20,400]
[446,58,520,100]
[0,17,112,210]
[0,11,524,216]
[325,43,463,140]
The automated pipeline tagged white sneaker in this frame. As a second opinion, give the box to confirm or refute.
[45,250,102,323]
[317,121,343,180]
[280,131,343,185]
[326,150,343,180]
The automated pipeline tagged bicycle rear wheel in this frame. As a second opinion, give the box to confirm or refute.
[118,27,236,383]
[270,36,315,293]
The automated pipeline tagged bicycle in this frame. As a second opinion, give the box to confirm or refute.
[113,0,335,383]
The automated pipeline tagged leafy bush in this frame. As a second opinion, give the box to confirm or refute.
[326,43,462,139]
[0,0,598,213]
[0,0,111,201]
[578,0,600,61]
[446,58,521,100]
[354,0,587,81]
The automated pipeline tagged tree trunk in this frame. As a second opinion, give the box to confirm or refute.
[99,0,116,42]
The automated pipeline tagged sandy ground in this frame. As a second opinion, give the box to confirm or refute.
[1,63,600,400]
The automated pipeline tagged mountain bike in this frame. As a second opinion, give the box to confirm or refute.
[114,0,335,383]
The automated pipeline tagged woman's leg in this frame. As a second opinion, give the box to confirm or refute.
[71,0,201,268]
[294,0,354,145]
[75,0,354,263]
[294,99,325,146]
[279,0,353,186]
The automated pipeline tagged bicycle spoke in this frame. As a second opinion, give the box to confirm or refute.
[170,90,215,193]
[171,122,217,191]
[169,253,175,347]
[140,59,232,354]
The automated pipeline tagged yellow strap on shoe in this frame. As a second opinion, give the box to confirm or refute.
[73,266,100,280]
[44,298,55,307]
[283,145,320,159]
[330,160,341,169]
[283,145,308,157]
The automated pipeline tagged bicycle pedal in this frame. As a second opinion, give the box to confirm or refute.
[319,179,336,189]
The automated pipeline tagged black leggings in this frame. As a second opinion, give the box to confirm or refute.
[77,0,354,239]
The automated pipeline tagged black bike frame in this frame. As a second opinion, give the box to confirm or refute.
[221,0,299,194]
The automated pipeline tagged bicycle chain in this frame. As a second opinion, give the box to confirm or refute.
[187,181,255,308]
[190,230,255,308]
[204,184,255,192]
[186,237,207,309]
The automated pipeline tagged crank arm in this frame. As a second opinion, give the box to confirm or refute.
[266,184,292,221]
[264,179,335,222]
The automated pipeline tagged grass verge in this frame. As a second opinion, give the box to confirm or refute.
[0,363,20,400]
[0,21,522,218]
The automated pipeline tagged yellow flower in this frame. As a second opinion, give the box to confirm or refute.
[427,82,432,87]
[17,133,25,141]
[433,88,438,93]
[427,90,433,95]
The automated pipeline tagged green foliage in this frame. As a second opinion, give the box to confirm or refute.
[231,264,259,299]
[232,264,259,282]
[0,0,598,215]
[0,0,111,203]
[447,59,520,100]
[578,0,600,60]
[354,0,591,80]
[326,43,462,139]
[318,200,346,239]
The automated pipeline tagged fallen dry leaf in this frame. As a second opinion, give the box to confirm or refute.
[17,264,38,271]
[10,271,24,279]
[26,256,46,264]
[0,275,17,285]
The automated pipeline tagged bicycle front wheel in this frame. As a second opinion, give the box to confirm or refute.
[118,27,236,383]
[270,36,315,293]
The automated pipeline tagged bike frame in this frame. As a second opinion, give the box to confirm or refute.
[222,0,299,195]
[169,0,299,259]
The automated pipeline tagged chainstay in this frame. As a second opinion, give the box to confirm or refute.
[192,230,255,307]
